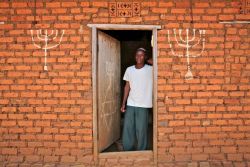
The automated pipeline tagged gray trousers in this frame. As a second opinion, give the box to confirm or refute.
[122,105,149,151]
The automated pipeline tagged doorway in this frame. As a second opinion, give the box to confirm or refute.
[88,24,160,161]
[100,30,153,152]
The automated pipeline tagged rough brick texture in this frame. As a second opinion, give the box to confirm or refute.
[0,0,250,167]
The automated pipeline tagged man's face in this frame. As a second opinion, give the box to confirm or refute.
[135,51,146,64]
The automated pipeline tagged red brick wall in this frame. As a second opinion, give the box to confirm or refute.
[0,0,249,166]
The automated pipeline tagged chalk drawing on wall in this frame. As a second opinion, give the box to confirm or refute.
[79,25,84,34]
[100,61,117,130]
[167,29,206,80]
[30,29,64,71]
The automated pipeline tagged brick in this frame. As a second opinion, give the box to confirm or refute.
[191,127,205,133]
[37,148,52,155]
[54,148,69,155]
[46,2,60,8]
[186,120,200,126]
[80,2,90,7]
[184,106,200,112]
[82,8,98,13]
[20,92,36,98]
[26,127,41,133]
[55,135,69,141]
[176,99,191,105]
[151,8,168,14]
[187,162,198,167]
[42,114,57,120]
[3,92,19,98]
[195,2,210,8]
[59,114,74,120]
[212,2,226,7]
[60,128,75,134]
[52,78,67,84]
[7,155,24,162]
[142,1,157,7]
[8,114,23,120]
[2,148,17,155]
[169,147,185,154]
[110,18,126,23]
[187,147,203,154]
[50,8,66,14]
[1,120,16,126]
[25,155,40,162]
[207,9,221,14]
[44,155,59,162]
[19,148,34,155]
[12,2,27,8]
[92,2,108,7]
[144,16,159,21]
[169,120,184,126]
[192,154,209,161]
[159,2,174,7]
[16,9,32,15]
[171,8,187,14]
[2,107,16,113]
[18,121,33,127]
[219,15,234,21]
[197,92,212,97]
[227,154,243,161]
[0,2,9,8]
[61,2,77,7]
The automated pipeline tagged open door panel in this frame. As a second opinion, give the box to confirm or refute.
[97,31,121,152]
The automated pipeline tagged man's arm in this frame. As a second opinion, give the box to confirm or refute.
[147,58,153,65]
[120,81,130,112]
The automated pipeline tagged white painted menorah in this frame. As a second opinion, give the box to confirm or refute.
[167,29,206,80]
[30,29,64,71]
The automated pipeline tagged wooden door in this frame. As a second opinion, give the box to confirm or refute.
[97,31,121,152]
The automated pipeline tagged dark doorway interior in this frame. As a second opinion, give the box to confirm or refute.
[101,30,153,152]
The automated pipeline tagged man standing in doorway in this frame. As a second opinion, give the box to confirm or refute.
[121,48,153,151]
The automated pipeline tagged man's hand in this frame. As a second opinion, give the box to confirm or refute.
[147,58,153,65]
[120,104,126,112]
[121,81,130,113]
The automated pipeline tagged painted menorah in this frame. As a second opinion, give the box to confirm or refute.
[30,29,64,71]
[167,29,206,80]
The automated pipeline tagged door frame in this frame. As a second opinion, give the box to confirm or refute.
[87,24,161,164]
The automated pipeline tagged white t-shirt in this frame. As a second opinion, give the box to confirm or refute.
[123,64,153,108]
